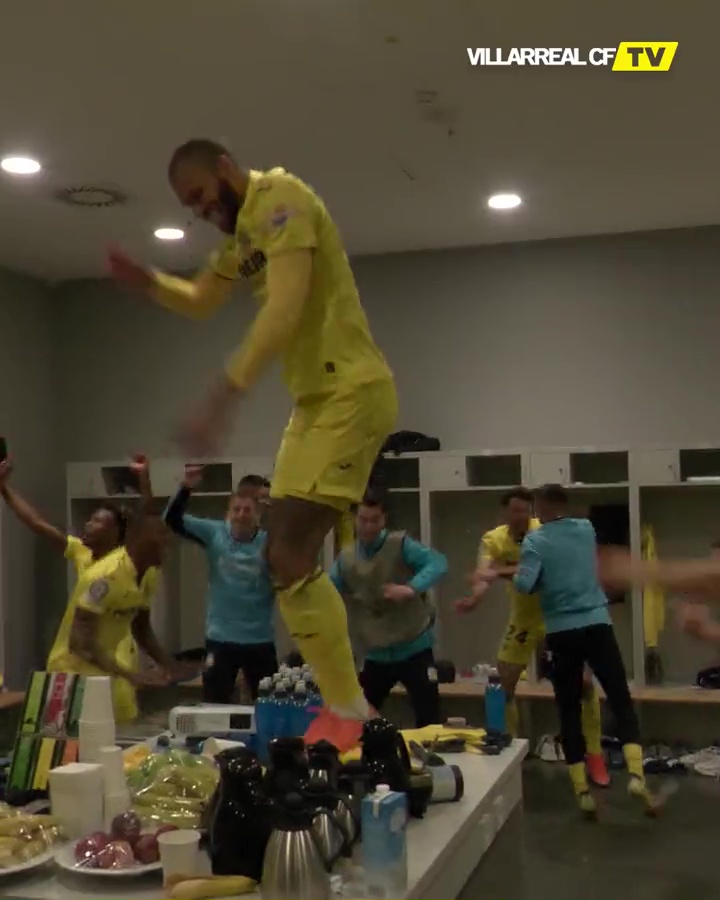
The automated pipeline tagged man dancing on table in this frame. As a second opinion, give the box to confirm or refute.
[484,485,656,816]
[457,488,609,786]
[108,140,397,748]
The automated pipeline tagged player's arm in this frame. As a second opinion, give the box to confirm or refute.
[513,536,543,594]
[107,248,233,321]
[401,537,449,593]
[130,454,157,515]
[455,534,498,613]
[0,461,66,552]
[151,266,234,320]
[131,609,174,671]
[225,181,317,391]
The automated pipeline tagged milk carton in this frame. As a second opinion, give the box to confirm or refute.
[361,784,408,898]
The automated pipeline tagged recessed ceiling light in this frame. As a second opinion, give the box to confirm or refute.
[487,193,522,210]
[1,156,41,175]
[154,227,184,241]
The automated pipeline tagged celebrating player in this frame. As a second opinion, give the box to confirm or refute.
[108,141,397,747]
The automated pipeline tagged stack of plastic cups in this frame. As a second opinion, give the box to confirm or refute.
[78,676,116,763]
[99,746,131,828]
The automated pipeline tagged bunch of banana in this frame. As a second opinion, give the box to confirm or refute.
[0,814,64,868]
[165,873,256,899]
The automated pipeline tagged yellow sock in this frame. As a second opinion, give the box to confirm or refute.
[505,698,519,737]
[623,743,645,780]
[277,570,364,711]
[567,761,595,813]
[581,686,602,755]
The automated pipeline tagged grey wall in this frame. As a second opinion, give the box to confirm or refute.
[55,225,720,458]
[0,269,65,687]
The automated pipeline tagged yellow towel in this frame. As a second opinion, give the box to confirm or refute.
[339,724,487,764]
[642,525,665,649]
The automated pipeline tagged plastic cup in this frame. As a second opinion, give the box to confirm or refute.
[98,746,126,793]
[80,676,114,722]
[158,829,201,884]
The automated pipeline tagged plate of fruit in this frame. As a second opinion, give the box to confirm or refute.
[0,812,63,877]
[55,812,177,877]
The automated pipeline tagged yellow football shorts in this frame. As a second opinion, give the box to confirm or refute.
[271,379,397,511]
[497,600,546,667]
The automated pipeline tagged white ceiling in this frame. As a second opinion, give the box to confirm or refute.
[0,0,718,281]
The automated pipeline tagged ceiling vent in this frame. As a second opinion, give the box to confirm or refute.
[54,186,127,208]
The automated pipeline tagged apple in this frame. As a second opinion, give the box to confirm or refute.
[133,833,160,865]
[110,811,142,846]
[74,832,110,863]
[97,840,135,869]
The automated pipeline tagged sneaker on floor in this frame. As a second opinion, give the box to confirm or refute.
[576,791,597,818]
[627,775,662,817]
[586,752,611,787]
[304,707,365,753]
[537,735,560,762]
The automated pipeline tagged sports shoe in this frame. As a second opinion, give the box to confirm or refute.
[304,706,368,753]
[627,775,662,817]
[586,752,611,787]
[577,791,597,818]
[536,735,560,762]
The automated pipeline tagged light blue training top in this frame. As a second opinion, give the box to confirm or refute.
[513,517,611,634]
[163,488,275,646]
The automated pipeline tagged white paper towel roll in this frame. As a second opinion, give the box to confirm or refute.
[49,763,104,838]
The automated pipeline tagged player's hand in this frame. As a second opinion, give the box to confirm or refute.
[130,668,172,688]
[174,376,243,458]
[676,600,714,640]
[130,453,149,475]
[455,596,479,615]
[182,464,204,490]
[166,660,203,684]
[107,247,154,291]
[383,583,415,602]
[0,458,13,488]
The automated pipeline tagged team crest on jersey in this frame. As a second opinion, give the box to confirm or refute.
[269,205,294,229]
[87,579,110,606]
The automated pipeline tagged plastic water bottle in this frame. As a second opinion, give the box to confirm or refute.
[273,685,292,738]
[304,680,322,728]
[485,667,507,733]
[255,679,274,763]
[291,681,310,736]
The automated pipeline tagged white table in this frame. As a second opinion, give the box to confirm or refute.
[0,740,528,900]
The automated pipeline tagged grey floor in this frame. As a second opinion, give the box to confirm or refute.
[504,760,720,900]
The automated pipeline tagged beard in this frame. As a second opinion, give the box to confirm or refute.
[217,178,241,234]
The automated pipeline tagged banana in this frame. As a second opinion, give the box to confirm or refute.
[0,815,59,837]
[168,875,257,899]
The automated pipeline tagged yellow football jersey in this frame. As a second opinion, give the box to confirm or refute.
[478,519,542,616]
[211,168,391,402]
[60,537,158,671]
[48,543,152,678]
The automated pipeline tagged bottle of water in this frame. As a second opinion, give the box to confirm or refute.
[273,685,291,739]
[254,678,274,763]
[291,681,309,736]
[304,680,322,728]
[485,667,507,733]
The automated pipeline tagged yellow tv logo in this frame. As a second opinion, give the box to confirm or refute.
[613,42,677,71]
